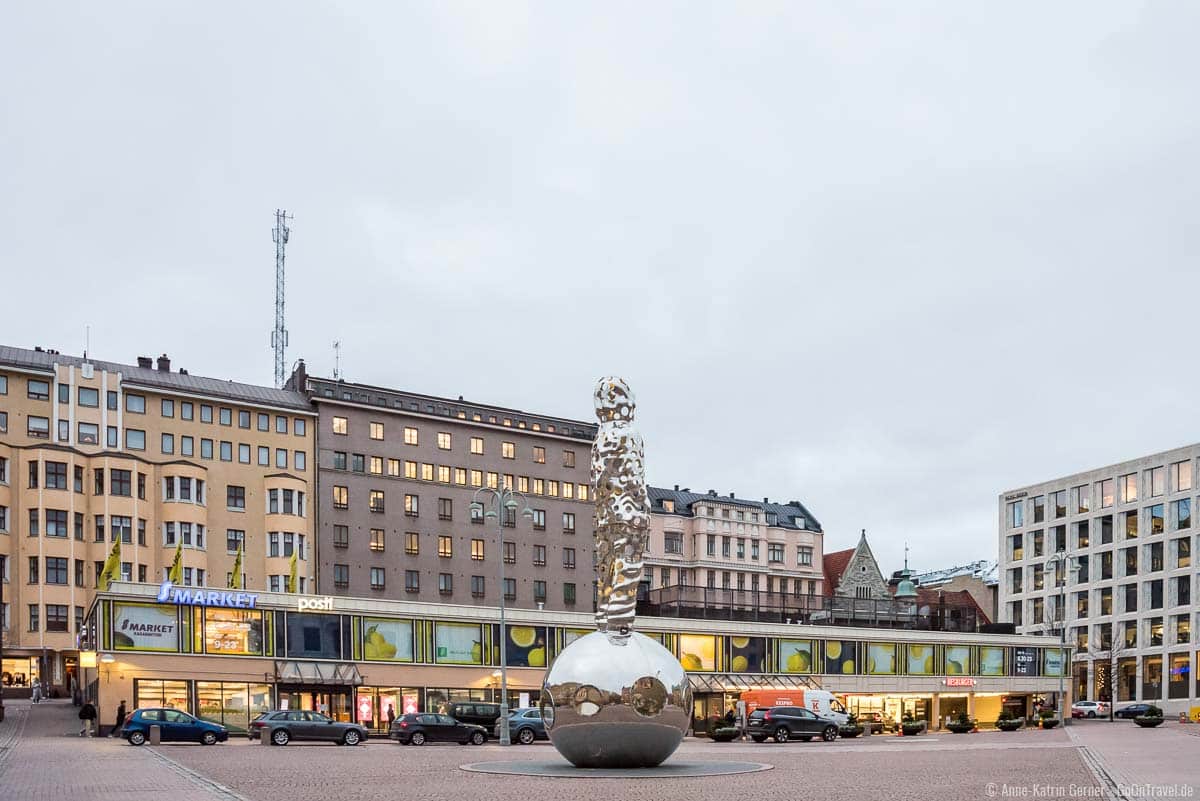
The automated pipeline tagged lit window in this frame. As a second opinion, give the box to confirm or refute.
[369,490,385,513]
[437,432,451,450]
[533,447,545,464]
[332,416,348,435]
[404,427,418,445]
[369,422,384,440]
[405,532,419,555]
[332,486,348,509]
[470,437,484,455]
[471,539,485,560]
[501,442,515,459]
[370,529,385,552]
[438,535,453,558]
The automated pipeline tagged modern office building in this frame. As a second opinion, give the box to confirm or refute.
[638,486,825,619]
[0,345,316,697]
[999,445,1198,714]
[289,363,597,613]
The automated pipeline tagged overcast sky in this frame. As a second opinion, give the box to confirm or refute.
[4,3,1199,573]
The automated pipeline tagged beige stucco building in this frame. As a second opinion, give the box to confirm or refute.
[0,345,315,697]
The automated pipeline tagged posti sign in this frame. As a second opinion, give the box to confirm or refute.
[298,596,335,612]
[157,580,259,609]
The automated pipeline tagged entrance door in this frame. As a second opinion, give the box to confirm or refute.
[278,687,352,721]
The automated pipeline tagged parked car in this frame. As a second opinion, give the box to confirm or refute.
[250,710,368,745]
[493,708,548,744]
[124,707,229,746]
[1114,703,1154,719]
[391,712,488,745]
[448,702,502,730]
[1071,700,1110,718]
[745,706,839,743]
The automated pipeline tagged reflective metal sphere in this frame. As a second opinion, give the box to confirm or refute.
[540,631,691,768]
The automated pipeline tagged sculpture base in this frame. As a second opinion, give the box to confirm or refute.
[460,760,773,779]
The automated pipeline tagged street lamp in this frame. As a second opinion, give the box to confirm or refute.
[470,486,533,746]
[1046,552,1080,725]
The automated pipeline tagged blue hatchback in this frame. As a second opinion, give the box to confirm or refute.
[124,707,229,745]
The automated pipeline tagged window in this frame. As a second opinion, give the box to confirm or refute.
[467,436,483,454]
[331,525,349,549]
[422,463,435,481]
[664,532,682,554]
[1123,583,1138,613]
[333,564,350,589]
[533,581,546,603]
[438,535,453,558]
[199,404,213,423]
[563,583,576,605]
[45,557,67,584]
[238,444,250,463]
[332,486,348,509]
[437,465,450,483]
[0,374,6,394]
[1173,498,1191,530]
[181,402,194,421]
[1031,495,1045,523]
[402,531,420,555]
[1176,536,1191,568]
[436,432,450,450]
[238,410,251,429]
[370,422,384,440]
[333,451,347,470]
[503,578,516,600]
[332,416,348,435]
[45,461,67,489]
[434,497,453,521]
[369,528,385,552]
[1075,520,1090,549]
[217,407,232,426]
[294,418,306,436]
[226,529,245,553]
[1146,466,1165,497]
[45,510,68,538]
[254,446,267,466]
[1124,510,1138,538]
[371,567,385,590]
[46,604,68,633]
[797,546,813,566]
[404,427,418,445]
[1007,500,1023,528]
[533,545,546,566]
[294,451,306,471]
[563,547,576,569]
[275,449,287,468]
[227,486,246,509]
[768,543,784,563]
[405,570,419,593]
[404,495,418,516]
[369,490,385,513]
[161,433,175,455]
[1123,546,1138,577]
[1051,490,1066,518]
[504,541,516,564]
[162,399,175,417]
[531,446,545,464]
[78,387,99,407]
[438,573,452,595]
[1119,473,1137,503]
[471,575,485,598]
[219,441,232,461]
[532,509,546,531]
[349,453,366,472]
[561,512,576,535]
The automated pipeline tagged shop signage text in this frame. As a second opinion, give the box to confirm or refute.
[298,596,335,612]
[944,677,976,687]
[157,580,259,609]
[1004,491,1028,501]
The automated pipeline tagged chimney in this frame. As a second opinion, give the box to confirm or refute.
[763,497,769,504]
[674,484,679,491]
[729,492,735,498]
[137,356,152,369]
[708,489,716,496]
[179,368,188,375]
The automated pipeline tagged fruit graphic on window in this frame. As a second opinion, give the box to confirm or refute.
[785,648,811,673]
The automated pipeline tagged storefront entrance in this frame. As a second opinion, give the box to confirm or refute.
[278,686,352,722]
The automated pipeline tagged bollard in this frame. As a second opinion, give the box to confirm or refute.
[149,724,161,745]
[261,725,273,745]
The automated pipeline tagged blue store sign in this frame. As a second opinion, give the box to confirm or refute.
[157,580,260,609]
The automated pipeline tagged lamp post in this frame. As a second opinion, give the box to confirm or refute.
[470,486,533,746]
[1046,553,1079,725]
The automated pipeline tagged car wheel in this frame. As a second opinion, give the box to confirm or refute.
[343,729,361,746]
[272,728,290,746]
[128,731,146,746]
[822,726,838,742]
[773,726,790,744]
[471,731,486,746]
[411,731,426,746]
[517,728,535,745]
[1087,711,1096,718]
[202,731,218,746]
[751,735,766,743]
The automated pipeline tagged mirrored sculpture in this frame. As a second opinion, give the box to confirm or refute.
[540,378,691,768]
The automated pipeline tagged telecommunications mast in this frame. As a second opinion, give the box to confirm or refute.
[271,209,292,388]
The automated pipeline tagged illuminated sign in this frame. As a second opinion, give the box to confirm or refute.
[298,596,335,612]
[157,580,259,609]
[79,651,97,668]
[944,677,976,687]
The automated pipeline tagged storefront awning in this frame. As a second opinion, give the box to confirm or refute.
[274,660,364,686]
[687,673,820,693]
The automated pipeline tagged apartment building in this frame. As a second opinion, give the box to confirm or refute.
[292,364,597,612]
[998,445,1198,714]
[639,486,824,618]
[0,345,315,696]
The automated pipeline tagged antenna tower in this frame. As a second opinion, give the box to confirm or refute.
[332,341,341,380]
[270,209,293,388]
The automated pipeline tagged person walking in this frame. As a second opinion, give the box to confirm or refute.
[78,700,97,737]
[31,681,41,704]
[386,703,396,727]
[111,700,127,738]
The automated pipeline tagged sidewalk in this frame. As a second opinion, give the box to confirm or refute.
[0,698,241,801]
[1067,720,1200,793]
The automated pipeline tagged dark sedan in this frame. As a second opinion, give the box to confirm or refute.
[1114,704,1154,719]
[251,710,368,745]
[746,706,839,743]
[493,708,548,744]
[391,713,487,745]
[124,708,229,746]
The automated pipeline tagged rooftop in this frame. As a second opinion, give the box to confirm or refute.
[0,344,312,412]
[647,485,822,532]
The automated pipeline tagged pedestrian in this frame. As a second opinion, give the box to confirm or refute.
[31,682,41,704]
[386,703,396,727]
[111,700,127,738]
[725,706,736,725]
[79,700,97,737]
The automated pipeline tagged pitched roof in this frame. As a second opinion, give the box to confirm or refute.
[646,486,822,533]
[0,345,312,412]
[821,547,855,596]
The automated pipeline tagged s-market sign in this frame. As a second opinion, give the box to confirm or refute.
[157,580,260,609]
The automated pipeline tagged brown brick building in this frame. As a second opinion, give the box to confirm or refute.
[291,365,597,612]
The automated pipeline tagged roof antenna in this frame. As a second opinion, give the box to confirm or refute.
[84,325,90,361]
[332,341,341,380]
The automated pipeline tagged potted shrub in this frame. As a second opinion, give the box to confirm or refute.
[1039,711,1060,730]
[839,713,864,739]
[900,713,925,736]
[1134,705,1165,728]
[996,709,1023,732]
[710,726,740,742]
[946,712,974,734]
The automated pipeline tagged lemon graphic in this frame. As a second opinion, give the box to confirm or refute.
[827,642,842,659]
[681,653,703,671]
[923,655,934,674]
[786,650,811,672]
[511,626,537,648]
[868,657,876,673]
[731,637,750,649]
[732,655,748,672]
[471,643,482,663]
[528,647,546,667]
[947,660,962,675]
[842,660,855,674]
[910,645,928,658]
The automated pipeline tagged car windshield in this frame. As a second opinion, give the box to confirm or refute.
[749,710,766,719]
